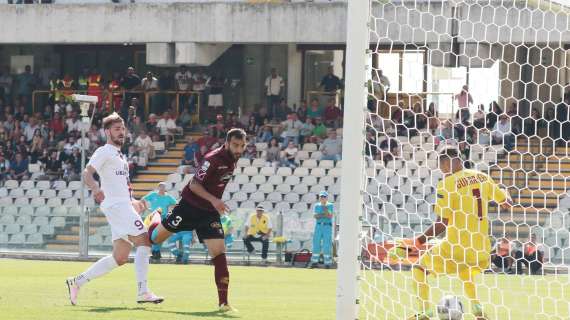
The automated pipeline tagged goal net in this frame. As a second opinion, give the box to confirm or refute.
[342,0,570,319]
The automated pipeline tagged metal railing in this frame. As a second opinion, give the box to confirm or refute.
[370,91,455,118]
[306,90,344,108]
[32,89,201,121]
[0,199,300,264]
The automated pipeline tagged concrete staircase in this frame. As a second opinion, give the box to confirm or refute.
[131,131,202,198]
[487,137,570,239]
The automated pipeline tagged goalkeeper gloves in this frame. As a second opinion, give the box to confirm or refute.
[388,238,422,261]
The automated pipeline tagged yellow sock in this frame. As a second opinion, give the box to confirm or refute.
[458,267,480,311]
[412,266,432,313]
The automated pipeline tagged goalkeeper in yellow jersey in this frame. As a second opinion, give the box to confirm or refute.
[390,147,513,320]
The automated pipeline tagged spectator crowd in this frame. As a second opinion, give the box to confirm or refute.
[0,65,205,182]
[180,101,344,173]
[0,64,346,183]
[365,82,570,166]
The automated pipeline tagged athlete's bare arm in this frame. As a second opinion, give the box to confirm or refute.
[189,179,229,215]
[83,165,104,203]
[416,216,448,245]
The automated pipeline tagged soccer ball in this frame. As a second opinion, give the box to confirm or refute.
[436,295,464,320]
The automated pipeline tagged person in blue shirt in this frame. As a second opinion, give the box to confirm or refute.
[8,152,29,181]
[310,191,334,268]
[182,136,199,167]
[143,182,178,260]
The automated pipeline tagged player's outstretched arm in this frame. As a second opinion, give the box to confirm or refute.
[389,217,448,260]
[83,165,104,203]
[189,179,229,214]
[415,216,448,245]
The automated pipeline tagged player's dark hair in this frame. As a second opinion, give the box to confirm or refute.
[102,112,124,129]
[226,128,246,142]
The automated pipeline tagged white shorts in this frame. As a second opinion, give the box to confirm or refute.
[101,201,147,241]
[208,94,223,107]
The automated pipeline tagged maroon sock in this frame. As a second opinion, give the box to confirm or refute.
[212,253,229,306]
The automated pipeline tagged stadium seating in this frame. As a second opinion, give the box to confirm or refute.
[0,134,564,264]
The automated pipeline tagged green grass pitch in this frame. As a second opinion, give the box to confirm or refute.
[1,258,568,319]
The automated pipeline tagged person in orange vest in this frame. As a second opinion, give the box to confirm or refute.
[87,69,103,108]
[77,68,89,93]
[108,72,123,112]
[58,74,76,103]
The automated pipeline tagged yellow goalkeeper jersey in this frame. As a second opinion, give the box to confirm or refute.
[434,169,508,262]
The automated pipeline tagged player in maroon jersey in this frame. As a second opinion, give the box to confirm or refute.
[148,128,246,312]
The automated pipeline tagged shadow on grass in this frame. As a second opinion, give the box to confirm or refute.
[77,305,239,318]
[76,306,146,313]
[145,308,240,318]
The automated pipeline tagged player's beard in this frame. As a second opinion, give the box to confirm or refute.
[110,133,125,147]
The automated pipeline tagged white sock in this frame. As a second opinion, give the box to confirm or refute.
[135,246,151,295]
[75,255,119,287]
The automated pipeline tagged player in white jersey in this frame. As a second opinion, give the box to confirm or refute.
[66,112,163,305]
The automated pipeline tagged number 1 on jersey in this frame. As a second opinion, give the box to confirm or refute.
[472,188,483,220]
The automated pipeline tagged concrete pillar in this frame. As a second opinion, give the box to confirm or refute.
[287,44,302,109]
[146,43,174,66]
[242,45,265,112]
[242,44,289,113]
[175,43,231,66]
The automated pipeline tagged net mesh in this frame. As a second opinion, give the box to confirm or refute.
[359,1,570,319]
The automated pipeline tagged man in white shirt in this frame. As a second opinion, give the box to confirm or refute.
[320,130,343,161]
[63,137,77,156]
[134,130,155,163]
[23,116,39,142]
[141,71,158,91]
[54,96,72,115]
[280,113,303,145]
[492,114,514,151]
[174,66,192,91]
[156,111,179,145]
[280,140,299,168]
[66,112,163,306]
[192,72,208,92]
[455,85,473,124]
[175,66,193,112]
[264,68,284,118]
[142,71,159,113]
[66,112,83,133]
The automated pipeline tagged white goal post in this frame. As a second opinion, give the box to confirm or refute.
[337,0,370,319]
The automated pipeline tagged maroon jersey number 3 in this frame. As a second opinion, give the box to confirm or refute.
[181,146,237,212]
